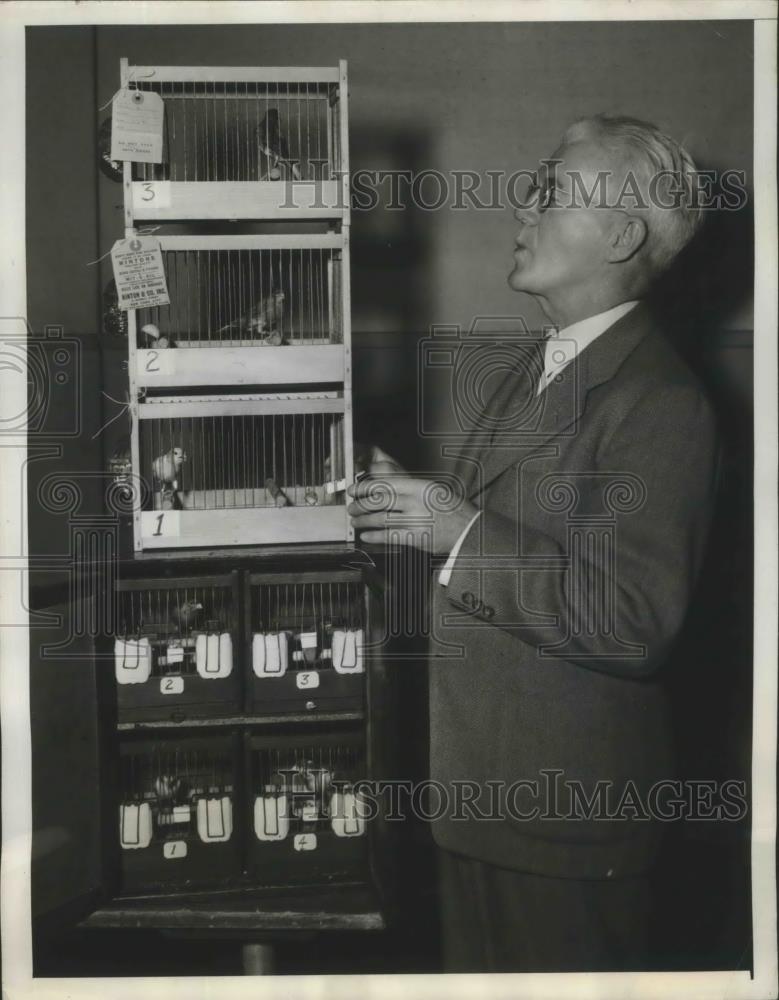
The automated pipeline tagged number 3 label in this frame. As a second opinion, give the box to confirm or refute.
[296,671,319,690]
[133,181,171,210]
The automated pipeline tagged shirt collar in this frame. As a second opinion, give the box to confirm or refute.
[544,300,640,375]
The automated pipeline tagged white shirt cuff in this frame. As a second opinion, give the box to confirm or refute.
[438,511,482,586]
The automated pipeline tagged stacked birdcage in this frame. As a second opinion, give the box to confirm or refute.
[108,61,387,906]
[118,60,354,552]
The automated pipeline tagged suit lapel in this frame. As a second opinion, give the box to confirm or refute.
[472,302,656,498]
[451,339,542,495]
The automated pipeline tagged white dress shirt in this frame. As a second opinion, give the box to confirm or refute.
[438,300,640,585]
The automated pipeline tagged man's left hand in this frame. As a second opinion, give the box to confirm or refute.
[347,474,478,553]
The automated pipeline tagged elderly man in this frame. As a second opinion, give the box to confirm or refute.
[349,115,718,972]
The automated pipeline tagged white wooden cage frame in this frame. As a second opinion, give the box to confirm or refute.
[129,234,349,389]
[120,60,351,223]
[120,59,355,553]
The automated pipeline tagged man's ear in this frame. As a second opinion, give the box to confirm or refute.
[607,215,648,263]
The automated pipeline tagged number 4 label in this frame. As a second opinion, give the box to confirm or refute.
[293,833,317,852]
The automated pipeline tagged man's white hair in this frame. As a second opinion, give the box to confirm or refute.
[563,114,703,275]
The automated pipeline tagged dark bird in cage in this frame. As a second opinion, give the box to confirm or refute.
[216,290,285,343]
[97,115,123,183]
[102,279,127,339]
[256,109,301,180]
[152,447,186,491]
[153,774,188,803]
[265,477,291,507]
[141,322,173,348]
[170,599,203,632]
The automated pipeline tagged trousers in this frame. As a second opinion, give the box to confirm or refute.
[438,848,651,973]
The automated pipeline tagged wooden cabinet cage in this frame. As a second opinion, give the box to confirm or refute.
[115,727,370,896]
[114,572,241,721]
[31,58,396,955]
[119,734,240,891]
[247,731,368,886]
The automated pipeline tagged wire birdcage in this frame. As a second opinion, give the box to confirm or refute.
[119,736,239,890]
[134,242,342,350]
[120,62,349,222]
[114,574,241,720]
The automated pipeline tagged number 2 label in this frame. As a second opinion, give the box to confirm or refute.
[161,676,184,695]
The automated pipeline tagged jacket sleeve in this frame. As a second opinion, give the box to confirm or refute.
[442,383,720,678]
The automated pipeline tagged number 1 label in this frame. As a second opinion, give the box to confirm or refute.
[142,511,180,540]
[163,840,187,859]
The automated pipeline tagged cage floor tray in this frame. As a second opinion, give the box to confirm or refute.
[156,484,339,510]
[140,504,349,548]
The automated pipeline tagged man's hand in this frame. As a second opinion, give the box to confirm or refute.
[354,444,405,477]
[347,447,478,553]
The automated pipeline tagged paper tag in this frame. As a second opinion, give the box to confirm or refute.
[163,840,187,859]
[296,671,320,690]
[111,236,170,310]
[167,644,184,664]
[111,89,164,163]
[160,676,184,695]
[293,833,317,852]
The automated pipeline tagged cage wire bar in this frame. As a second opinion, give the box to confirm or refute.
[122,743,235,813]
[249,579,363,633]
[139,410,346,511]
[129,81,335,183]
[134,243,342,348]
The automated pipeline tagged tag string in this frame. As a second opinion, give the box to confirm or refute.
[86,226,162,267]
[98,67,157,113]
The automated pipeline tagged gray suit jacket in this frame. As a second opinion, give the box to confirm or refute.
[429,302,719,879]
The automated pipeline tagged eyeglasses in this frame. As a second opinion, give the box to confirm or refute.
[525,172,559,212]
